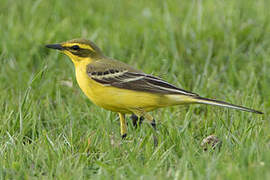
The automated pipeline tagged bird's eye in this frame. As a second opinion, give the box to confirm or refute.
[70,45,80,50]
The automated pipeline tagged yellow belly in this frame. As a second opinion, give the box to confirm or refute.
[75,66,172,114]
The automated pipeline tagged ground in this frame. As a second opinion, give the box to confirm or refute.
[0,0,269,179]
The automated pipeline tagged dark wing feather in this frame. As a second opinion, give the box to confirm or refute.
[87,64,198,96]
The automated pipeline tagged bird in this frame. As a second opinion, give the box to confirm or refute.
[46,39,263,139]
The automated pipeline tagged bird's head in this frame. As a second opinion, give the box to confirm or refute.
[46,39,104,64]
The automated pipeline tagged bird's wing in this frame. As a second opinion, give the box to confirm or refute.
[86,60,199,96]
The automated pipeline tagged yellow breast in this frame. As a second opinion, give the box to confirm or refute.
[74,63,172,114]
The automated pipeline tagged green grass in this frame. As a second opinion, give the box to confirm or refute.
[0,0,269,179]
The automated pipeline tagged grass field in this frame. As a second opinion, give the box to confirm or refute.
[1,0,269,179]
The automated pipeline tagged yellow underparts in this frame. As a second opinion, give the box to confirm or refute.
[74,60,197,114]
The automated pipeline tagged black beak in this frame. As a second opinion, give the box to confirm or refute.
[45,44,64,50]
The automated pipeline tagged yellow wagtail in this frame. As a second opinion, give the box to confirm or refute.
[46,39,262,138]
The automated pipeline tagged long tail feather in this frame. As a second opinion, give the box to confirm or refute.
[194,96,263,114]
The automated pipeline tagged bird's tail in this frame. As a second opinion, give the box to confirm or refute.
[193,96,263,114]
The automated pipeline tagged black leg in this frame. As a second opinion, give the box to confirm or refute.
[130,111,158,147]
[151,119,156,130]
[150,119,158,147]
[139,116,144,125]
[130,114,144,128]
[130,114,138,127]
[121,133,127,139]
